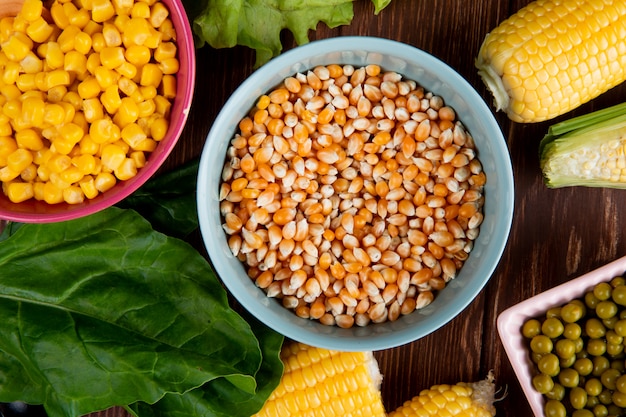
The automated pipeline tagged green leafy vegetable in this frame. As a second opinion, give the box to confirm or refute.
[116,159,200,238]
[184,0,393,67]
[0,207,283,417]
[540,102,626,188]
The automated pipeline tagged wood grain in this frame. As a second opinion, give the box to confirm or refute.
[85,0,626,416]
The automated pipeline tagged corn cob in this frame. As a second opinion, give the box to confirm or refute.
[252,342,386,417]
[475,0,626,123]
[388,371,497,417]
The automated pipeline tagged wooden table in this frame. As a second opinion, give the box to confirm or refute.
[90,1,626,416]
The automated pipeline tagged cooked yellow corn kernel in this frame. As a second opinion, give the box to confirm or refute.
[43,181,64,204]
[158,17,175,41]
[150,115,168,141]
[21,0,43,22]
[47,153,71,173]
[15,128,44,151]
[0,136,18,165]
[123,17,151,46]
[67,6,90,29]
[3,33,33,61]
[78,175,98,199]
[62,185,84,204]
[139,63,162,87]
[129,150,145,168]
[63,91,82,110]
[137,98,155,117]
[72,153,96,175]
[112,0,133,10]
[5,181,34,203]
[94,66,119,89]
[20,97,45,129]
[58,101,76,123]
[153,94,170,116]
[16,73,37,92]
[20,163,37,181]
[101,143,125,171]
[26,17,54,43]
[153,41,176,62]
[94,171,116,192]
[91,0,116,23]
[91,32,106,52]
[64,51,88,76]
[115,61,137,79]
[78,134,99,155]
[113,96,139,126]
[118,76,138,96]
[3,99,22,120]
[58,122,84,144]
[50,2,70,29]
[124,44,151,66]
[0,166,20,182]
[120,122,146,148]
[138,85,156,100]
[57,25,82,53]
[149,2,169,28]
[100,46,125,69]
[89,117,120,143]
[160,74,176,98]
[86,52,101,75]
[2,61,20,85]
[102,23,122,47]
[132,137,156,152]
[114,157,136,180]
[20,51,43,73]
[77,76,101,99]
[7,148,34,173]
[47,69,71,89]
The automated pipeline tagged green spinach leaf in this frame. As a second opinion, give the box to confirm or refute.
[0,207,280,417]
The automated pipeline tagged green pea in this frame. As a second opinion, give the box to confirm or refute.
[612,283,626,304]
[586,291,600,309]
[539,353,561,377]
[606,341,623,357]
[598,388,613,405]
[586,318,607,339]
[594,282,613,301]
[564,322,582,340]
[542,317,565,338]
[585,378,604,396]
[607,404,623,416]
[606,330,623,345]
[533,373,555,394]
[592,356,610,376]
[592,403,608,417]
[530,335,554,354]
[585,395,599,409]
[570,386,588,410]
[555,338,577,359]
[602,315,618,330]
[610,360,625,372]
[522,318,542,339]
[597,300,619,319]
[544,399,567,417]
[559,368,580,388]
[562,302,585,323]
[575,357,594,376]
[560,355,576,368]
[615,374,626,394]
[546,307,562,318]
[611,277,626,288]
[572,409,594,417]
[613,319,626,337]
[588,339,607,357]
[601,368,621,390]
[612,390,626,408]
[546,383,565,401]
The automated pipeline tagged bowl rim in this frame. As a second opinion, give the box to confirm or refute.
[197,35,514,351]
[497,255,626,417]
[0,0,196,224]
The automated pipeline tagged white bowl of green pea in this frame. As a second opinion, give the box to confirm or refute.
[498,255,626,417]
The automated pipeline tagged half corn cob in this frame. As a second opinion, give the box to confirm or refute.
[540,101,626,188]
[475,0,626,123]
[252,342,497,417]
[252,342,386,417]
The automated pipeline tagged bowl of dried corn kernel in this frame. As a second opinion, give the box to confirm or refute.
[0,0,195,223]
[197,36,514,351]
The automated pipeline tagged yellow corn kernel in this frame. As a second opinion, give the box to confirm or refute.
[82,20,101,36]
[149,2,169,28]
[158,58,179,76]
[47,85,66,103]
[158,18,175,41]
[86,52,101,75]
[143,28,162,49]
[19,51,43,74]
[74,32,93,55]
[112,0,134,11]
[90,117,120,143]
[94,66,119,89]
[102,23,122,47]
[122,17,151,46]
[16,73,37,92]
[129,150,145,168]
[72,153,96,175]
[42,181,64,204]
[149,115,168,141]
[20,0,43,21]
[0,122,11,137]
[20,163,37,181]
[91,0,116,23]
[101,84,122,114]
[2,61,20,85]
[46,69,71,90]
[0,166,20,182]
[113,14,130,33]
[160,74,176,99]
[139,85,156,100]
[15,128,44,151]
[112,138,130,154]
[63,91,82,110]
[131,2,151,18]
[79,134,99,155]
[58,121,84,144]
[77,76,101,99]
[7,148,34,173]
[78,175,98,199]
[82,98,104,123]
[0,136,18,165]
[100,46,126,69]
[91,32,106,53]
[154,42,176,62]
[43,42,63,70]
[46,153,72,174]
[120,122,146,148]
[5,181,34,203]
[132,137,156,152]
[114,157,136,180]
[115,61,137,79]
[3,33,33,61]
[3,99,21,120]
[137,98,155,117]
[20,97,45,129]
[57,25,82,53]
[32,181,44,200]
[62,185,84,204]
[124,44,151,66]
[139,63,162,88]
[26,17,54,43]
[64,51,88,77]
[118,76,138,96]
[50,170,72,189]
[50,2,70,29]
[42,104,64,126]
[36,163,50,181]
[58,166,84,184]
[100,143,125,171]
[476,0,626,123]
[58,101,76,124]
[67,7,90,29]
[252,342,386,417]
[153,95,170,117]
[94,171,116,192]
[113,96,139,127]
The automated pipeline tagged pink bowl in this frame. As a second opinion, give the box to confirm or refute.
[0,0,195,223]
[497,255,626,417]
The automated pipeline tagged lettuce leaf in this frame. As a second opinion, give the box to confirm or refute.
[0,207,283,417]
[184,0,393,67]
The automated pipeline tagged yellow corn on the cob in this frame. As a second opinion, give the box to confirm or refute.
[475,0,626,123]
[388,371,496,417]
[253,342,497,417]
[253,342,386,417]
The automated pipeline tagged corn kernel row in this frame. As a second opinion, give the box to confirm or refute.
[0,0,178,204]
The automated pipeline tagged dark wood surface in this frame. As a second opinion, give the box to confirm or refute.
[89,1,626,416]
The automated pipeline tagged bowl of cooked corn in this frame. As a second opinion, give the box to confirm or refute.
[498,256,626,417]
[197,36,514,351]
[0,0,195,223]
